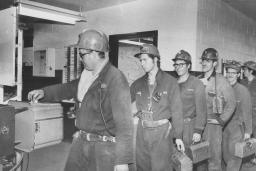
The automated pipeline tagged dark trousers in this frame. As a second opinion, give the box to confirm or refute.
[136,121,174,171]
[197,123,223,171]
[64,136,115,171]
[222,123,243,171]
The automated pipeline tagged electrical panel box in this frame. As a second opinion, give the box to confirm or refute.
[33,48,55,77]
[63,45,82,83]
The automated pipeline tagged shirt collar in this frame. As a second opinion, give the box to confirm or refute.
[148,67,158,79]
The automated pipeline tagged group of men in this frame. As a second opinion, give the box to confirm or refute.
[27,29,256,171]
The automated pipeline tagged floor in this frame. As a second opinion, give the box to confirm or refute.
[19,139,256,171]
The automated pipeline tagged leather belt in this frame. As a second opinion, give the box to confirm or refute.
[141,119,170,128]
[78,130,116,143]
[208,113,221,119]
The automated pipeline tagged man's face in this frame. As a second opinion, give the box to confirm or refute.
[243,67,252,78]
[226,68,239,85]
[139,54,156,73]
[174,59,189,77]
[201,59,216,73]
[79,49,98,71]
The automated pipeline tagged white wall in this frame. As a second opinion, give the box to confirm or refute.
[196,0,256,71]
[33,0,198,71]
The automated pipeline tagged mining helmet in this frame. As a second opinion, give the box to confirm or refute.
[172,50,191,62]
[225,60,241,72]
[243,61,256,71]
[201,48,218,61]
[134,44,160,58]
[77,29,109,52]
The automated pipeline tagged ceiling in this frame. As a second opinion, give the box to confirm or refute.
[29,0,256,22]
[29,0,135,12]
[1,1,256,21]
[223,0,256,21]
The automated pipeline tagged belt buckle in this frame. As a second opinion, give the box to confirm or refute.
[102,135,115,142]
[102,135,107,142]
[141,120,146,128]
[142,120,151,128]
[86,133,91,141]
[141,110,153,121]
[184,118,191,123]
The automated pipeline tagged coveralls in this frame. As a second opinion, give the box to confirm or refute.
[179,75,207,147]
[241,77,256,137]
[41,62,133,171]
[130,70,183,171]
[199,72,236,171]
[222,82,252,171]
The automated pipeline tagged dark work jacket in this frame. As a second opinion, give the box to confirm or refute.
[41,62,133,165]
[241,77,256,120]
[130,69,184,139]
[226,83,252,134]
[199,73,236,126]
[179,75,207,135]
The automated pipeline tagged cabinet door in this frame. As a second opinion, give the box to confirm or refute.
[0,7,17,86]
[34,118,63,148]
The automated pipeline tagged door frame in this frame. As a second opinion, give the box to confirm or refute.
[109,30,158,67]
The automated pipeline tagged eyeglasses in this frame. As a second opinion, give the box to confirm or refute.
[226,71,238,76]
[200,59,213,63]
[79,52,88,58]
[79,49,92,58]
[173,63,187,68]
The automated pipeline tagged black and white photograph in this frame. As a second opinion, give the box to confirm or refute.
[0,0,256,171]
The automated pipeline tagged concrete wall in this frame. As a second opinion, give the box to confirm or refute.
[196,0,256,71]
[33,0,256,72]
[33,0,198,71]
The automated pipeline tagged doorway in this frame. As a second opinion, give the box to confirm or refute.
[109,30,158,85]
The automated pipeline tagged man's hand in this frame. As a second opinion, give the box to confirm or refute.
[207,118,219,125]
[192,133,201,143]
[27,89,44,102]
[114,164,129,171]
[244,133,251,140]
[175,139,185,153]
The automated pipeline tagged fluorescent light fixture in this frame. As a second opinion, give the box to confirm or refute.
[119,40,144,46]
[17,0,86,25]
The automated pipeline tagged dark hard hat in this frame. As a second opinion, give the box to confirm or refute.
[172,50,191,62]
[201,48,218,61]
[77,29,109,52]
[225,60,241,72]
[134,44,160,58]
[243,61,256,71]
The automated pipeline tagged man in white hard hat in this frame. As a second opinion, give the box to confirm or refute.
[223,60,252,171]
[173,50,207,148]
[241,60,256,166]
[28,29,133,171]
[198,48,236,171]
